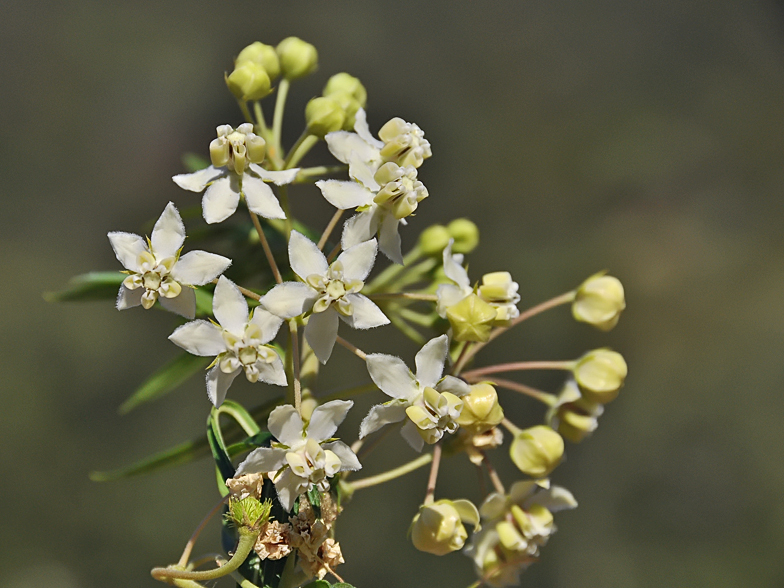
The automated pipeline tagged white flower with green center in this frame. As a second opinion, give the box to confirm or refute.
[108,202,231,319]
[360,335,471,452]
[316,161,428,264]
[172,123,299,224]
[479,271,521,322]
[435,240,473,318]
[234,400,361,511]
[168,276,286,406]
[260,230,389,364]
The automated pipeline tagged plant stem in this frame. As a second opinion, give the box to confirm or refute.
[278,184,293,238]
[177,495,230,567]
[467,376,556,406]
[484,455,505,495]
[326,241,341,263]
[284,132,318,169]
[248,211,282,284]
[344,452,433,491]
[295,165,347,182]
[289,320,302,414]
[363,246,423,293]
[318,209,344,250]
[211,278,261,301]
[238,100,254,124]
[272,78,290,157]
[252,101,269,137]
[335,336,367,361]
[368,292,437,301]
[460,360,576,380]
[424,443,442,505]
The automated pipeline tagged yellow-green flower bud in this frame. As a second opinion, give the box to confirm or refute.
[226,62,272,102]
[276,37,318,80]
[323,72,367,107]
[447,218,479,254]
[456,383,504,434]
[419,224,451,256]
[573,272,626,331]
[573,349,627,404]
[227,496,273,531]
[410,499,480,556]
[236,41,280,81]
[510,425,564,477]
[446,294,497,342]
[326,90,362,131]
[305,96,346,139]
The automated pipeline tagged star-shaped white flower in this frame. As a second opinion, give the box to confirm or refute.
[316,161,428,264]
[107,202,231,319]
[234,400,361,511]
[360,335,471,452]
[435,240,472,318]
[172,124,299,224]
[168,276,286,406]
[260,230,389,364]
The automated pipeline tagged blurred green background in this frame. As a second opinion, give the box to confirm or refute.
[2,1,784,587]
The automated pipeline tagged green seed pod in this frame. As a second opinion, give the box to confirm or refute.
[276,36,318,80]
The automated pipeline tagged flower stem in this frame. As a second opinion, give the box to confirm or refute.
[252,102,269,138]
[318,209,344,250]
[284,131,318,169]
[211,278,261,301]
[326,241,341,263]
[363,246,423,294]
[368,292,437,302]
[424,443,442,505]
[460,360,576,380]
[238,100,254,124]
[289,319,302,414]
[177,495,230,567]
[272,78,290,157]
[335,336,367,361]
[248,211,282,284]
[344,452,433,491]
[278,184,293,239]
[468,376,556,406]
[483,454,505,495]
[295,165,347,182]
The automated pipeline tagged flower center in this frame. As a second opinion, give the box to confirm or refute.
[285,439,342,492]
[306,260,364,316]
[122,252,181,309]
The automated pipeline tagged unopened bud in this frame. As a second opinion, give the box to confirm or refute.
[509,425,564,477]
[419,224,451,256]
[573,273,625,331]
[305,96,345,139]
[573,349,627,404]
[236,41,280,81]
[447,218,479,254]
[276,37,318,80]
[323,72,367,107]
[546,379,604,443]
[456,383,504,434]
[446,294,497,342]
[226,62,271,102]
[410,499,479,555]
[326,90,362,131]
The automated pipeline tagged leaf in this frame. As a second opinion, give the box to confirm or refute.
[195,287,213,316]
[207,408,236,494]
[89,438,209,481]
[182,152,210,173]
[218,400,262,436]
[119,353,210,414]
[44,272,125,303]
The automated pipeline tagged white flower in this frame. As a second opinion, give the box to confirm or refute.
[107,202,231,319]
[360,335,471,452]
[435,240,472,318]
[316,161,428,264]
[168,276,286,406]
[172,124,299,224]
[478,271,521,322]
[234,400,361,511]
[260,231,389,364]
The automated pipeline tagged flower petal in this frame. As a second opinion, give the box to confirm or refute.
[242,174,286,220]
[169,320,225,355]
[235,447,287,475]
[151,202,186,258]
[172,166,224,192]
[206,365,240,407]
[289,231,328,280]
[316,179,374,210]
[415,335,449,388]
[202,175,240,224]
[325,130,378,164]
[348,151,380,191]
[337,238,377,281]
[116,285,143,310]
[108,232,146,271]
[272,468,301,512]
[341,209,379,251]
[255,355,287,387]
[442,240,470,288]
[400,420,425,452]
[249,308,284,343]
[359,399,408,438]
[323,440,362,472]
[436,375,472,396]
[213,276,249,335]
[436,283,469,318]
[249,164,299,185]
[307,399,354,442]
[304,308,339,364]
[159,288,196,319]
[260,282,317,318]
[526,485,578,512]
[354,108,384,149]
[340,294,389,329]
[171,251,231,286]
[268,404,305,446]
[366,353,416,399]
[378,212,403,264]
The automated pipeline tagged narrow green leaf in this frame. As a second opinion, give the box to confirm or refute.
[218,400,262,435]
[89,438,209,481]
[119,353,210,414]
[44,272,124,303]
[207,409,236,493]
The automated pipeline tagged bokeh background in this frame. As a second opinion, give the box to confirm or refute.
[2,1,784,587]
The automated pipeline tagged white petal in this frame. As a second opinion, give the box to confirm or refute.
[323,440,362,471]
[341,209,379,250]
[359,399,408,438]
[378,212,403,264]
[249,164,299,185]
[206,365,239,407]
[255,356,287,387]
[268,404,305,446]
[116,285,143,310]
[526,486,578,512]
[316,179,374,210]
[168,320,225,356]
[108,232,146,271]
[159,288,197,319]
[304,309,339,364]
[151,202,186,258]
[307,400,354,442]
[415,335,449,388]
[289,231,328,280]
[443,240,470,288]
[171,251,231,286]
[325,130,377,164]
[213,276,249,334]
[242,174,286,220]
[353,108,384,149]
[366,353,417,399]
[348,151,380,191]
[249,308,284,343]
[173,166,224,192]
[202,175,240,224]
[272,469,301,511]
[337,238,377,281]
[436,283,469,318]
[260,282,317,318]
[340,294,389,329]
[400,420,425,452]
[235,447,287,475]
[437,375,472,396]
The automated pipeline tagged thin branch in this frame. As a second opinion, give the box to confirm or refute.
[248,211,282,284]
[318,209,344,250]
[177,495,230,567]
[335,336,367,361]
[460,360,575,380]
[424,443,442,505]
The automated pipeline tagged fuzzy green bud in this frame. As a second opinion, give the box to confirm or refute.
[456,383,504,434]
[573,349,627,404]
[227,496,273,531]
[226,62,272,102]
[573,272,626,331]
[419,224,451,256]
[325,90,362,131]
[236,41,280,81]
[447,218,479,254]
[323,72,367,107]
[305,96,346,139]
[276,37,318,80]
[446,294,497,342]
[509,425,564,477]
[410,499,480,556]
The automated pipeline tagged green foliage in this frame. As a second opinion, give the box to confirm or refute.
[119,352,210,414]
[44,271,125,302]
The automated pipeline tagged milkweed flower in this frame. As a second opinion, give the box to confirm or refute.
[360,335,471,451]
[260,230,389,363]
[435,240,473,318]
[410,498,480,555]
[168,276,286,406]
[172,124,298,224]
[234,400,361,511]
[108,202,231,319]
